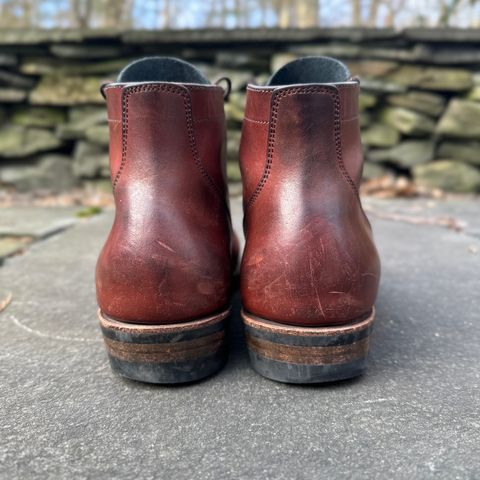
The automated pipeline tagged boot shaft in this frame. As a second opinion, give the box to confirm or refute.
[104,82,228,209]
[96,59,233,325]
[241,81,363,219]
[240,57,380,327]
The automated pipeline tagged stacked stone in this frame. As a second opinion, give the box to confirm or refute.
[276,30,480,193]
[1,28,480,193]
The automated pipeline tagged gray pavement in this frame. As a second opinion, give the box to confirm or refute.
[0,207,79,265]
[0,196,479,480]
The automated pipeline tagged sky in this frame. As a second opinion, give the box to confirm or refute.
[1,0,480,29]
[139,0,480,29]
[122,0,480,29]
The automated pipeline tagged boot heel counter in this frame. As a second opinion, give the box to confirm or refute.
[241,209,380,327]
[96,217,231,324]
[97,84,232,324]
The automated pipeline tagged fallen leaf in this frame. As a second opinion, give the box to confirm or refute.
[364,208,466,232]
[0,292,12,313]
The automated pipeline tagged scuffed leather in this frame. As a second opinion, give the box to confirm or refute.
[96,82,234,324]
[240,83,380,327]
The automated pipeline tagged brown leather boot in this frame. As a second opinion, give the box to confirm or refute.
[240,57,380,383]
[96,58,235,383]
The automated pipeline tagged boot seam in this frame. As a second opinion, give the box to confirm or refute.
[244,116,270,125]
[113,84,224,204]
[246,86,358,208]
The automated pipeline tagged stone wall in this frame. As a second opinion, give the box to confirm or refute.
[1,28,480,192]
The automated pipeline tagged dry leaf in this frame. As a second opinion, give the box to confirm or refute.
[0,292,12,313]
[365,208,466,232]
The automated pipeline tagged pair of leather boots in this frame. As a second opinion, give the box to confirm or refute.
[96,56,380,385]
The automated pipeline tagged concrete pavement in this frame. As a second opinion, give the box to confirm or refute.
[0,196,479,479]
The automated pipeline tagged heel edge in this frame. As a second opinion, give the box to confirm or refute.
[99,308,230,384]
[242,308,375,384]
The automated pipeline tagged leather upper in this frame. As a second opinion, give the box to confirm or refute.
[96,82,234,324]
[240,82,380,327]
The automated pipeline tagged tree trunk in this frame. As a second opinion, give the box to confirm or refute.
[368,0,381,27]
[260,0,268,26]
[163,0,170,29]
[439,0,462,26]
[70,0,92,28]
[206,0,217,27]
[122,0,134,28]
[220,0,227,26]
[296,0,319,28]
[234,0,242,27]
[352,0,362,26]
[278,0,291,28]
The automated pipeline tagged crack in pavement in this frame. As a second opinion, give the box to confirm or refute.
[0,216,95,266]
[7,313,102,343]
